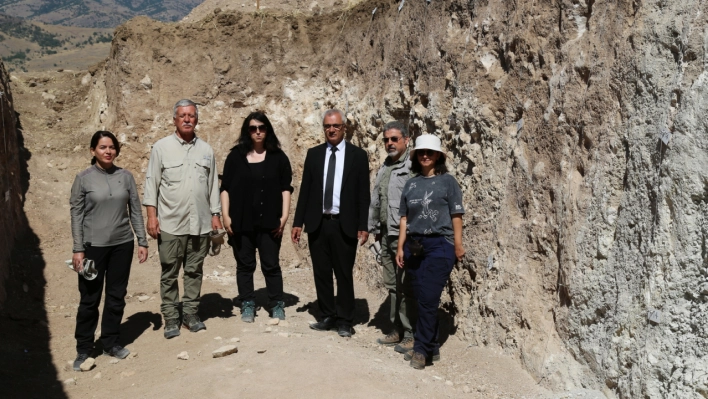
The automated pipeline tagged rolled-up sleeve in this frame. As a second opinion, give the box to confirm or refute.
[69,175,85,253]
[127,173,149,247]
[209,151,221,214]
[143,146,161,208]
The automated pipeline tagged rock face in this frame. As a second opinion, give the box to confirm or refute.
[0,59,24,309]
[27,0,708,397]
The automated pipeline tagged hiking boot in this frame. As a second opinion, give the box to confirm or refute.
[241,300,256,323]
[409,351,426,370]
[394,336,414,353]
[376,331,401,346]
[183,314,206,332]
[271,301,286,320]
[103,345,130,359]
[73,353,90,371]
[404,349,441,362]
[164,318,181,339]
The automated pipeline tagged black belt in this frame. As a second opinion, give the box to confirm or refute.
[322,214,340,220]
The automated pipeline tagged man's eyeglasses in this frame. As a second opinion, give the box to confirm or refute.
[382,136,403,143]
[323,124,344,131]
[416,149,437,157]
[249,125,267,133]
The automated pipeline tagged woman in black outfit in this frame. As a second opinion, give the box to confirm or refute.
[220,112,293,322]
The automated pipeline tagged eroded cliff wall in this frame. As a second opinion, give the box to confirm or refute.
[0,59,24,309]
[87,0,708,397]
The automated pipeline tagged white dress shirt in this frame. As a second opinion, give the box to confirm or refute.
[322,140,346,214]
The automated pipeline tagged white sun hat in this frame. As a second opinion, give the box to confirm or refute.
[412,134,444,157]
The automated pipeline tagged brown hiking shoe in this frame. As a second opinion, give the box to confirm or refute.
[409,351,426,370]
[394,337,414,353]
[404,349,441,362]
[376,331,401,346]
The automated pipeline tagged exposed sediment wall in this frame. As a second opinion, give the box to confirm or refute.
[0,59,24,309]
[83,0,708,396]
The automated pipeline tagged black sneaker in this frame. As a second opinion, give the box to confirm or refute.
[73,353,90,371]
[103,345,130,359]
[164,318,181,339]
[183,314,206,332]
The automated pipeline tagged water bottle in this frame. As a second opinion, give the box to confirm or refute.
[65,258,98,280]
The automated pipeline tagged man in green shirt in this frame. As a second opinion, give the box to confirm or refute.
[143,99,222,339]
[367,121,416,353]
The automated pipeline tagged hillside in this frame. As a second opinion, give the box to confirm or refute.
[0,0,204,28]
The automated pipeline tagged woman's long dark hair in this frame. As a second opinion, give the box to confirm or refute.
[90,131,120,165]
[410,150,448,175]
[234,112,281,156]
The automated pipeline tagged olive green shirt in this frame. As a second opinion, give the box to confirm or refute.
[143,133,221,236]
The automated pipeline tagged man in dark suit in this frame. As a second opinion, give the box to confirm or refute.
[291,109,370,337]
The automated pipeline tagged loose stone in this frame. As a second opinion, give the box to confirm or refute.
[212,345,238,358]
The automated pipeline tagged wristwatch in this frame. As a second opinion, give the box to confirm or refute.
[212,213,221,217]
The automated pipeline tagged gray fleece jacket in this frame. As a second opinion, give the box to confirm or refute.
[70,164,148,253]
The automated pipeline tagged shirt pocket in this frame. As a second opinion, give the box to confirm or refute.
[196,159,210,182]
[162,160,184,185]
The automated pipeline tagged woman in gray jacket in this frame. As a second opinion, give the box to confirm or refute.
[69,131,148,371]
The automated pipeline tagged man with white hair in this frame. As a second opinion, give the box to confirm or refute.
[144,99,222,339]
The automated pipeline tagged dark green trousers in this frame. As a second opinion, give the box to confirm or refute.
[158,232,209,320]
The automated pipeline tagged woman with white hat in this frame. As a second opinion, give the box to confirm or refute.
[395,134,465,370]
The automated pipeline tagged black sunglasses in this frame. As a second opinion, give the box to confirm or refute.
[382,136,403,143]
[249,125,267,133]
[416,149,437,157]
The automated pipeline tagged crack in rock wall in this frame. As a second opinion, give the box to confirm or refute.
[70,0,708,396]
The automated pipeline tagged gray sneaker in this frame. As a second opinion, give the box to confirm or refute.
[271,301,285,320]
[103,345,130,359]
[164,318,181,339]
[73,353,90,371]
[241,300,256,323]
[183,314,206,332]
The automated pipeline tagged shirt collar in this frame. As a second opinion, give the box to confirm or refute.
[173,132,198,145]
[326,140,346,153]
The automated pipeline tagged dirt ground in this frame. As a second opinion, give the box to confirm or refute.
[0,69,578,399]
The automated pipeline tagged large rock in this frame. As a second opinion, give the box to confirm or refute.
[212,345,238,358]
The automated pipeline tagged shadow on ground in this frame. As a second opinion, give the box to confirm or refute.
[295,298,370,329]
[120,311,162,347]
[0,102,67,397]
[367,292,457,347]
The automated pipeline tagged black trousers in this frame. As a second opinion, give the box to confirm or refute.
[75,241,134,354]
[231,229,283,308]
[308,218,358,326]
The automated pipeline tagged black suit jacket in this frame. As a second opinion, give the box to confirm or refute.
[293,141,370,238]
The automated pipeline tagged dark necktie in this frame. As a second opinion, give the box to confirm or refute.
[324,146,338,212]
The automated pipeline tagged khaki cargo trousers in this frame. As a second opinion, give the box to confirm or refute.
[158,232,209,320]
[381,225,417,338]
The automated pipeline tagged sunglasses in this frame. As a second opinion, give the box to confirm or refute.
[249,125,267,133]
[382,136,403,143]
[416,149,437,157]
[323,124,344,131]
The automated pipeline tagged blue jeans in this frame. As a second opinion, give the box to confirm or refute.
[404,235,456,357]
